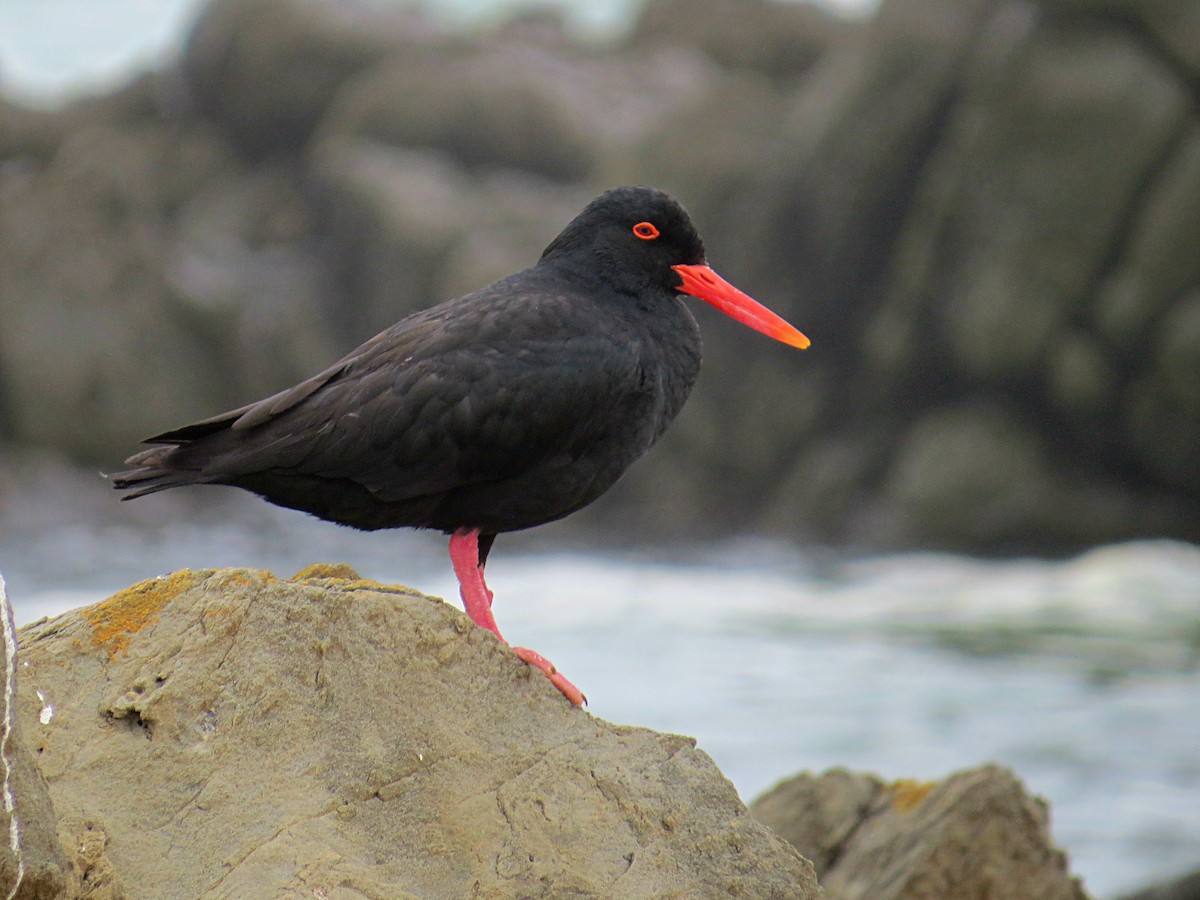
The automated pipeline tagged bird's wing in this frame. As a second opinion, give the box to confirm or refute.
[142,325,416,444]
[176,286,649,503]
[280,341,642,499]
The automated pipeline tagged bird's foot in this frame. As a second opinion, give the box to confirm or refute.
[512,646,586,707]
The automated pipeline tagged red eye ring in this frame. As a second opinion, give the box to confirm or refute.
[632,221,660,241]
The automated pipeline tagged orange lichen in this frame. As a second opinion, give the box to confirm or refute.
[291,563,362,582]
[211,568,276,589]
[287,566,419,597]
[82,570,199,659]
[890,778,937,813]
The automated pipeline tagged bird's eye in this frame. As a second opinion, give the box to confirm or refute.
[632,222,660,241]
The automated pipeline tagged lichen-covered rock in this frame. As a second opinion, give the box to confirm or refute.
[752,764,1089,900]
[16,567,820,898]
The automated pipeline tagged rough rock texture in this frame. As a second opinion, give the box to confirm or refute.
[3,0,1200,554]
[15,566,820,898]
[0,573,73,899]
[751,765,1089,900]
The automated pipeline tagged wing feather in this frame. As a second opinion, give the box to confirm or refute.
[159,274,648,509]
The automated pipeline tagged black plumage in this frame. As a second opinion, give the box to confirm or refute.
[113,186,808,705]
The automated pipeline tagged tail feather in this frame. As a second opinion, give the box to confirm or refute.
[109,446,206,500]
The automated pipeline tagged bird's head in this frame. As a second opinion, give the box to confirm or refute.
[541,186,809,350]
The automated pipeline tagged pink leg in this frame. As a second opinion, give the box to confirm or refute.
[448,528,585,706]
[449,528,503,637]
[480,564,494,608]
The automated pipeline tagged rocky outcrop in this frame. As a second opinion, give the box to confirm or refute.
[3,565,1126,896]
[752,0,1200,551]
[14,566,820,897]
[2,0,1200,553]
[0,573,71,899]
[751,765,1089,899]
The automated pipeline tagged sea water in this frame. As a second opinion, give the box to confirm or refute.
[2,473,1198,898]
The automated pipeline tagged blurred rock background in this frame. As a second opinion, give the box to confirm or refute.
[1,0,1198,555]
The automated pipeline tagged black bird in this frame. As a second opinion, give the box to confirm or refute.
[113,186,809,705]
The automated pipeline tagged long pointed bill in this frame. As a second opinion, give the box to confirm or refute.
[672,264,810,350]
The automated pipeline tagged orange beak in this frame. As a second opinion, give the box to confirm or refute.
[672,264,810,350]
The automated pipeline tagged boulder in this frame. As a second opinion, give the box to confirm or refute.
[629,0,853,83]
[0,573,73,899]
[181,0,400,154]
[315,46,600,183]
[751,764,1089,899]
[16,566,820,897]
[1037,0,1200,79]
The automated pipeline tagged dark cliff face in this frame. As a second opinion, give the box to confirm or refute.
[2,0,1199,555]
